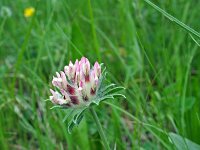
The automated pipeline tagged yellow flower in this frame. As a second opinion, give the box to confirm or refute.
[24,7,35,18]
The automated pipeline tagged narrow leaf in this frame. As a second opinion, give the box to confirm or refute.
[169,132,200,150]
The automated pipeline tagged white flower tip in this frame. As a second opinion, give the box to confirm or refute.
[60,71,66,78]
[56,72,60,77]
[94,76,98,81]
[58,99,67,105]
[55,78,62,82]
[64,66,69,71]
[78,87,82,91]
[69,61,73,67]
[50,89,54,95]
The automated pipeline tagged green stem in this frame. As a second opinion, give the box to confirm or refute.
[90,107,110,150]
[143,0,200,38]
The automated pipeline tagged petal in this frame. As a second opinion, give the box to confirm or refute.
[60,71,68,89]
[52,77,62,88]
[50,89,55,95]
[60,89,70,100]
[81,57,86,63]
[94,62,101,77]
[69,61,73,67]
[56,72,60,78]
[68,61,76,80]
[85,59,90,74]
[64,66,69,76]
[57,98,68,105]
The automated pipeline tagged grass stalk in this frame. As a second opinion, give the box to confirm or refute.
[87,0,101,61]
[144,0,200,38]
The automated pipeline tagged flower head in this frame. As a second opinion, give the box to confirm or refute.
[49,57,125,133]
[0,6,12,18]
[50,57,102,108]
[24,7,35,18]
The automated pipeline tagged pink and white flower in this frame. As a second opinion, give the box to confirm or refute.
[49,57,125,133]
[50,57,101,107]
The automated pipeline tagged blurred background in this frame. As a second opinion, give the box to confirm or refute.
[0,0,200,149]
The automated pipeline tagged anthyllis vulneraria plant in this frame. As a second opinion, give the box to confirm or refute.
[48,57,125,150]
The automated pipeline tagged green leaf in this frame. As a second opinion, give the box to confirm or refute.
[103,86,125,95]
[67,108,87,133]
[184,97,196,112]
[74,108,87,124]
[68,121,76,134]
[169,132,200,150]
[95,95,114,104]
[76,115,84,125]
[50,105,63,110]
[112,93,126,99]
[100,84,115,93]
[62,109,74,122]
[144,0,200,38]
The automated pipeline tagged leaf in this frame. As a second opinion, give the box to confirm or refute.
[68,121,76,134]
[184,97,196,112]
[44,99,51,102]
[50,105,66,110]
[94,95,114,104]
[111,93,126,99]
[67,108,87,133]
[62,109,74,122]
[144,0,200,38]
[103,86,125,95]
[169,132,200,150]
[74,108,87,124]
[76,115,84,125]
[100,83,115,93]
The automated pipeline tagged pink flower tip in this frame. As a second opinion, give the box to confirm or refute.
[50,57,102,107]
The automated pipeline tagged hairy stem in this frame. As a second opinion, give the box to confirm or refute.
[90,107,110,150]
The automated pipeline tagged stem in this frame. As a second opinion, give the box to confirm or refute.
[90,107,110,150]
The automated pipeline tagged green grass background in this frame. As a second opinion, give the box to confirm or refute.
[0,0,200,149]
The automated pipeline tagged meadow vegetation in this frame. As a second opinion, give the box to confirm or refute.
[0,0,200,149]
